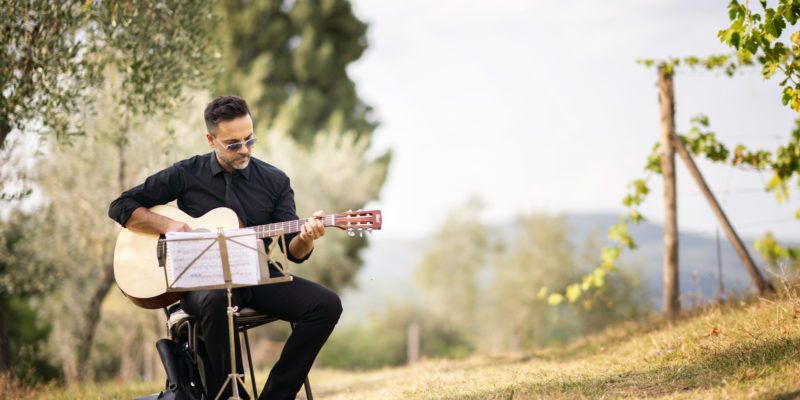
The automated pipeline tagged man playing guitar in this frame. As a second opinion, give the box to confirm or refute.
[109,95,341,400]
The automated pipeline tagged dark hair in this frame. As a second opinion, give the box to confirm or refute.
[204,95,251,135]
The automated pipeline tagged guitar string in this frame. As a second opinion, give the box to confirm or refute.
[157,212,377,245]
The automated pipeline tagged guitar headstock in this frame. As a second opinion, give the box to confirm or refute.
[332,210,382,236]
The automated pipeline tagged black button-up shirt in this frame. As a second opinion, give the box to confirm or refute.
[108,152,309,263]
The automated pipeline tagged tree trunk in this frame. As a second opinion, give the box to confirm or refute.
[74,116,129,380]
[0,115,11,150]
[658,64,680,320]
[0,299,12,375]
[75,262,115,380]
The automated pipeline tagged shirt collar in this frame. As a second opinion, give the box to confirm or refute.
[207,151,251,180]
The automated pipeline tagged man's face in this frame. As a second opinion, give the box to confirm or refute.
[206,114,254,172]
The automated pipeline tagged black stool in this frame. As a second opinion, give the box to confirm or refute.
[165,305,314,399]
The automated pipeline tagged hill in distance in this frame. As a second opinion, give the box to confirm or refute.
[342,212,785,316]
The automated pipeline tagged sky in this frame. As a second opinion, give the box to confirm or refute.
[347,0,800,242]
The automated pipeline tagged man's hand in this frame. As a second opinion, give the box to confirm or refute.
[289,210,325,260]
[126,207,192,234]
[165,219,193,233]
[298,210,326,243]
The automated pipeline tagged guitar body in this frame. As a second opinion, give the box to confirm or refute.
[114,205,381,309]
[113,205,240,309]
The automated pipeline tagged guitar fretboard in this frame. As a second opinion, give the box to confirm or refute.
[251,215,336,239]
[156,215,337,248]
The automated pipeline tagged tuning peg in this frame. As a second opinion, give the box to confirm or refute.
[347,229,355,237]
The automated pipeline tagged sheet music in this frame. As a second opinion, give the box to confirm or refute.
[165,228,260,288]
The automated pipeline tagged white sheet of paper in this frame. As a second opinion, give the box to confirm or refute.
[165,228,260,288]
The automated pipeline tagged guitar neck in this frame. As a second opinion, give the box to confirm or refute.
[251,215,336,239]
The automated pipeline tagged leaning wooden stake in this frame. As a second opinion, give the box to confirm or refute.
[658,64,681,320]
[669,132,776,297]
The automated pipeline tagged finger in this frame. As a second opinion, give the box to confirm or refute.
[313,210,325,218]
[313,221,325,237]
[302,223,316,241]
[309,221,322,237]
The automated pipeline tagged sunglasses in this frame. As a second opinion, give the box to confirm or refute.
[215,136,257,152]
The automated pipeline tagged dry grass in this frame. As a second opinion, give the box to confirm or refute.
[307,294,800,399]
[11,288,800,399]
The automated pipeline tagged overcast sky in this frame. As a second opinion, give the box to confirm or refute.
[348,0,800,242]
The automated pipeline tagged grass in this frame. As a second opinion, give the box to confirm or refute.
[305,294,800,399]
[9,291,800,399]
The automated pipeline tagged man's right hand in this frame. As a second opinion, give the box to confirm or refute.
[165,219,193,233]
[126,207,193,234]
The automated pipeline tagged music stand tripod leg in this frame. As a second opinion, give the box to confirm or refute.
[214,232,249,400]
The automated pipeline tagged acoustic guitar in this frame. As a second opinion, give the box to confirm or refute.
[113,205,382,309]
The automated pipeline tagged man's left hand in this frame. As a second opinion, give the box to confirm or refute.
[299,210,325,242]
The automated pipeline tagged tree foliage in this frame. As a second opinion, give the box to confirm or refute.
[6,79,209,384]
[0,210,63,376]
[719,0,800,110]
[0,0,217,148]
[415,198,487,328]
[1,0,89,147]
[0,210,64,299]
[212,0,377,147]
[210,0,389,290]
[490,215,581,349]
[28,84,188,383]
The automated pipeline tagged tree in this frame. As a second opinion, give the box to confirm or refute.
[0,210,63,376]
[22,81,208,383]
[0,0,88,148]
[1,0,216,153]
[212,0,377,147]
[413,198,487,357]
[489,214,581,350]
[210,0,390,290]
[2,0,216,379]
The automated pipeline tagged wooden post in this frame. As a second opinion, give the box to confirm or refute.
[658,64,680,320]
[407,322,419,365]
[670,132,776,296]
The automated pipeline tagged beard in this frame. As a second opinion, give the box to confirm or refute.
[215,149,251,170]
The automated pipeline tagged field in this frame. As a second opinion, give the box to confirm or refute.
[8,294,800,400]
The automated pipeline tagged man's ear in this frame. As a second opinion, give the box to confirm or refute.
[206,133,215,148]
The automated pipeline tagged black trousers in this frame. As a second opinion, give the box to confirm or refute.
[181,276,342,400]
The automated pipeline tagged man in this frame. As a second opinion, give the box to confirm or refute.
[109,95,342,399]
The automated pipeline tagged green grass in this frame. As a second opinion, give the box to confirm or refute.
[10,293,800,399]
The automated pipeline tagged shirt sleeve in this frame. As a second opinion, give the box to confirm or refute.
[271,175,312,263]
[108,165,185,227]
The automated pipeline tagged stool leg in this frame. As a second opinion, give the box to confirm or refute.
[242,329,258,398]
